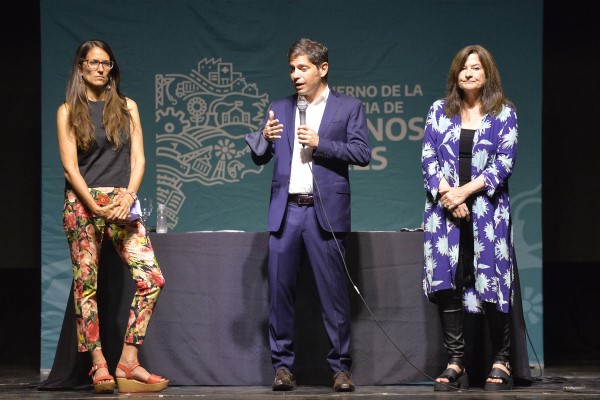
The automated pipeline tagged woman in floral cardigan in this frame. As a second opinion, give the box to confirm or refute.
[421,45,519,392]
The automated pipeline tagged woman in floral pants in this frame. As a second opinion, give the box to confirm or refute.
[63,188,165,351]
[57,39,167,394]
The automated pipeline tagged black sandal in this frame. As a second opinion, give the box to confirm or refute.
[433,363,469,391]
[483,361,513,391]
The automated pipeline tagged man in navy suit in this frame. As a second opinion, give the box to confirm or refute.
[246,38,371,392]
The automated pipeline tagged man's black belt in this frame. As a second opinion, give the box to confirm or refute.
[288,193,314,206]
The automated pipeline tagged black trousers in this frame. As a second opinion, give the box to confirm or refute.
[435,217,510,366]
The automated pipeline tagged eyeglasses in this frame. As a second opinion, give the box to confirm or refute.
[83,59,114,71]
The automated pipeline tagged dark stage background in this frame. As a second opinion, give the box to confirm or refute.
[1,0,598,373]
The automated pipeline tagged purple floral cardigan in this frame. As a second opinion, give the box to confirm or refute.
[421,99,518,314]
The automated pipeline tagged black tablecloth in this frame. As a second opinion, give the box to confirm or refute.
[41,231,531,388]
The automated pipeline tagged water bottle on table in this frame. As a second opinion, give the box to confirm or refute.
[156,204,168,233]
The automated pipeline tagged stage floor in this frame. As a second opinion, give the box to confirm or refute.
[1,364,599,399]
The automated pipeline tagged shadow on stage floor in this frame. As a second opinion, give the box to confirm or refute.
[1,363,599,399]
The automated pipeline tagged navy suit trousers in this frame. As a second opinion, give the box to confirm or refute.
[268,201,352,373]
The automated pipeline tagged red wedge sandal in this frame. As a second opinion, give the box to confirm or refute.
[89,363,115,394]
[115,361,168,393]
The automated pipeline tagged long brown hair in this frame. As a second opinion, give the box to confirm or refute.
[64,39,131,152]
[444,45,513,118]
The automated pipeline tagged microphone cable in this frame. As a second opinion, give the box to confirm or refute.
[306,160,460,390]
[297,103,541,387]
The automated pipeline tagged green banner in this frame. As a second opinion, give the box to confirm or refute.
[41,0,543,371]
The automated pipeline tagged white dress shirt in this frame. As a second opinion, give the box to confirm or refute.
[288,86,330,195]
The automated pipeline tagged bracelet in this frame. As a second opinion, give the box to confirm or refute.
[126,191,137,202]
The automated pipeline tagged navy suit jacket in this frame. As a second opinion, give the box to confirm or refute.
[246,90,371,232]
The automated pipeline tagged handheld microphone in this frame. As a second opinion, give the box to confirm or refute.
[297,98,308,147]
[297,98,308,125]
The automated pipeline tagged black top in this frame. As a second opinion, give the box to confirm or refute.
[459,128,475,186]
[66,101,131,190]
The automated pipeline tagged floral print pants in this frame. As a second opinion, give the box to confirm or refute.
[63,187,165,352]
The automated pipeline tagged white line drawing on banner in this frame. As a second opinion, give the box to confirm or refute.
[155,58,269,228]
[511,183,543,325]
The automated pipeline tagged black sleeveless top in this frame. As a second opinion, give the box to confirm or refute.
[459,128,475,186]
[66,101,131,189]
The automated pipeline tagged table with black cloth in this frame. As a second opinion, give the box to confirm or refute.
[41,231,531,389]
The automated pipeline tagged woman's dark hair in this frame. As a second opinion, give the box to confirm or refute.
[445,44,513,117]
[64,39,131,151]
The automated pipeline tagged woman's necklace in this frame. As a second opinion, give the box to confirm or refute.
[461,103,483,129]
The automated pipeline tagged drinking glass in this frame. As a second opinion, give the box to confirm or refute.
[140,197,153,226]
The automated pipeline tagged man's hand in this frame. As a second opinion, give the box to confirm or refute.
[262,110,283,141]
[298,125,319,148]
